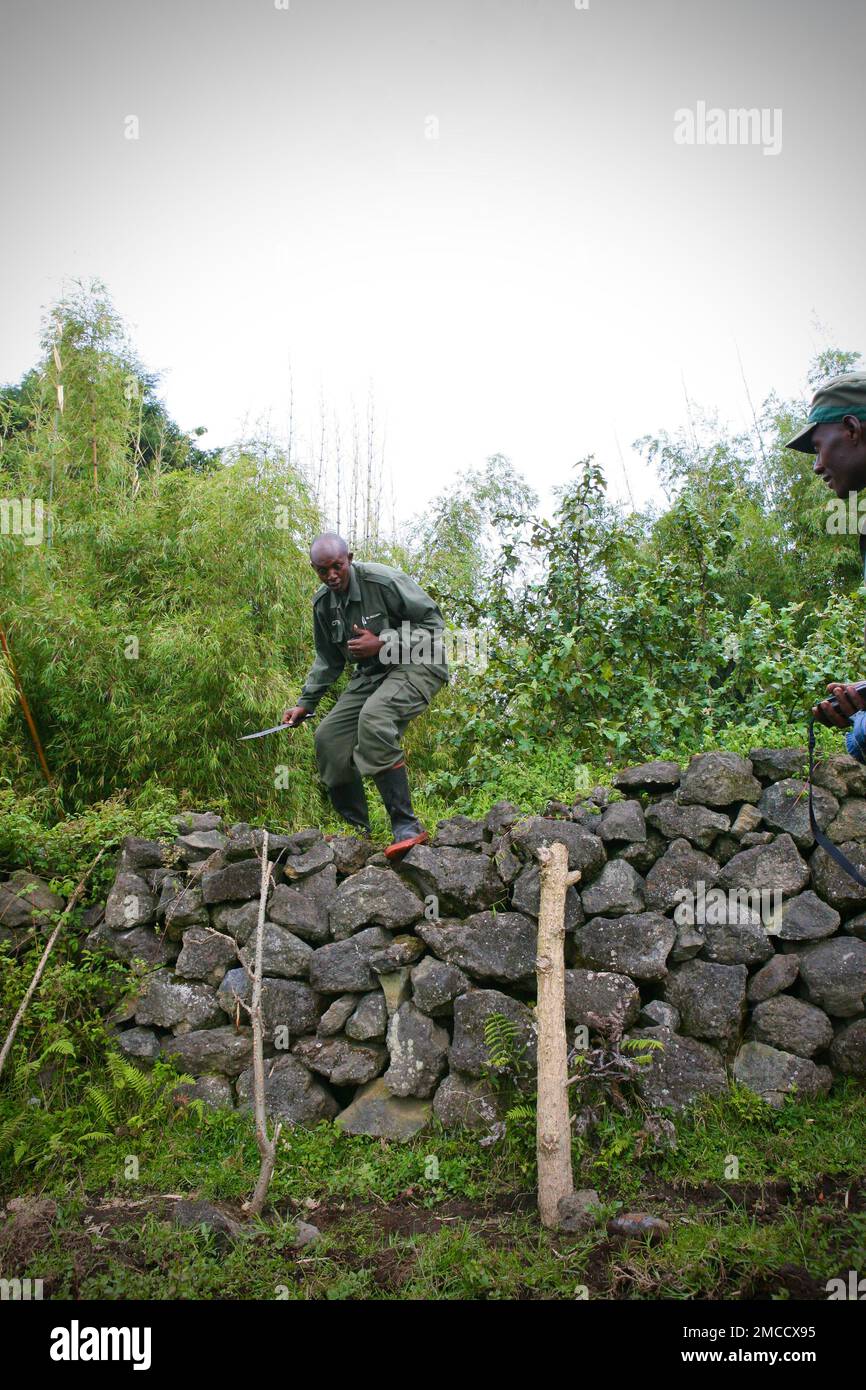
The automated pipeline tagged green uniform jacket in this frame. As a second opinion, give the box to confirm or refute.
[298,561,449,713]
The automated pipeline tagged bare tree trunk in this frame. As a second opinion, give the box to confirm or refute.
[90,392,99,494]
[286,359,295,473]
[316,391,327,512]
[535,841,581,1229]
[48,336,63,541]
[131,382,144,496]
[0,851,104,1079]
[244,832,282,1218]
[365,388,374,548]
[374,422,386,547]
[333,411,342,534]
[350,400,360,547]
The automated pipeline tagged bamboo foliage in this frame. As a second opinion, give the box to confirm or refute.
[0,287,323,819]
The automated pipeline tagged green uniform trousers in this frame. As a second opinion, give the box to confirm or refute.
[314,668,442,787]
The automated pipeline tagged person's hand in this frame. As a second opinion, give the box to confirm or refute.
[812,682,866,730]
[347,624,384,659]
[282,705,310,727]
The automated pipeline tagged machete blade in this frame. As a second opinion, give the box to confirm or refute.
[238,723,294,741]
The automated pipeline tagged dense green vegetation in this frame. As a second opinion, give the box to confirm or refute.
[2,284,866,1300]
[1,283,863,834]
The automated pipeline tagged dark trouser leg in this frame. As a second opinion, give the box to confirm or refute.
[353,671,436,853]
[314,689,371,833]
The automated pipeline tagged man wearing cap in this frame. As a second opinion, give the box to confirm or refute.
[282,534,449,858]
[788,373,866,749]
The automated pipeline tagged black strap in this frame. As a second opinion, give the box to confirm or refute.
[808,718,866,887]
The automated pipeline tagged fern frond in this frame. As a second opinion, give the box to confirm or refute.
[106,1052,128,1089]
[0,1113,25,1154]
[85,1084,117,1126]
[483,1011,520,1068]
[621,1038,664,1054]
[505,1103,536,1123]
[125,1065,156,1098]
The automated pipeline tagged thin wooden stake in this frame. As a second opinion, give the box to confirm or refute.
[243,831,282,1218]
[535,841,581,1229]
[0,624,59,803]
[0,850,104,1080]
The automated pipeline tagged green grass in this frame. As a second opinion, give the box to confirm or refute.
[6,1180,866,1301]
[3,1062,866,1300]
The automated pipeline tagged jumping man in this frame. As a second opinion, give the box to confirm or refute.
[282,534,449,858]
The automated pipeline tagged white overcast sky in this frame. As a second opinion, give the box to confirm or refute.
[2,0,865,522]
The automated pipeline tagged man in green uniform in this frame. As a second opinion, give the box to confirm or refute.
[788,373,866,733]
[283,533,448,858]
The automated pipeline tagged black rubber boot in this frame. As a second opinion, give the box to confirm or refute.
[374,763,428,859]
[327,775,372,836]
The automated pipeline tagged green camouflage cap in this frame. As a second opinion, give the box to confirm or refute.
[786,372,866,453]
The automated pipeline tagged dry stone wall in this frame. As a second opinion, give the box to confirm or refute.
[6,746,866,1136]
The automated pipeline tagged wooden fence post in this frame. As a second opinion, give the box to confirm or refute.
[535,841,581,1228]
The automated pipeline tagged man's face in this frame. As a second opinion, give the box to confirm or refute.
[310,546,353,592]
[812,418,866,498]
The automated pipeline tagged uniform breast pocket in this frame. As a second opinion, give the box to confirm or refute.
[361,611,387,636]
